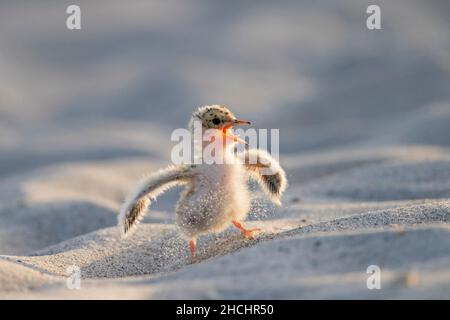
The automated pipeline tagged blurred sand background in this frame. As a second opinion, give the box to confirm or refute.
[1,0,450,298]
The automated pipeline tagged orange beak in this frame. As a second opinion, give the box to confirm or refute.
[223,119,251,145]
[224,119,251,129]
[233,119,251,126]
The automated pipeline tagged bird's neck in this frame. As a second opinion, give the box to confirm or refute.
[192,128,237,164]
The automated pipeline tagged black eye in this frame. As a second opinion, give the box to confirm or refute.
[212,118,221,125]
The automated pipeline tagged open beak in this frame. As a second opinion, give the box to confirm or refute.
[223,119,251,145]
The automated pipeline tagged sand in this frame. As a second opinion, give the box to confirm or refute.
[1,0,450,299]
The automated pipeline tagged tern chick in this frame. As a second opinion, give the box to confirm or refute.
[118,105,287,260]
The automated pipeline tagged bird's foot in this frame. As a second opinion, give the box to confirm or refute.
[232,220,261,239]
[189,238,197,263]
[241,228,261,239]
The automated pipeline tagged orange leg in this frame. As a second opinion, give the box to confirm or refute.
[189,238,197,262]
[232,220,261,239]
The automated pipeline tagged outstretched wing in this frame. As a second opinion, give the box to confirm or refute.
[239,149,288,205]
[118,165,192,236]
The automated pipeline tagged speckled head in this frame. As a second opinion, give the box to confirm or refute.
[191,105,250,130]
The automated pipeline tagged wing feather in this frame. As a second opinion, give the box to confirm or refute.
[239,149,288,205]
[118,165,192,236]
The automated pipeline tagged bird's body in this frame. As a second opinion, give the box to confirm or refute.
[176,152,250,239]
[118,105,287,260]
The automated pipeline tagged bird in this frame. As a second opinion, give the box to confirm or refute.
[118,105,287,261]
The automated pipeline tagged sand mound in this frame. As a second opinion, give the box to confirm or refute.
[3,222,450,299]
[3,221,266,279]
[303,160,450,201]
[0,202,117,255]
[152,225,450,299]
[1,199,448,285]
[0,260,60,293]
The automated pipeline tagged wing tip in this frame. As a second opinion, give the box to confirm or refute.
[117,196,149,238]
[261,169,288,205]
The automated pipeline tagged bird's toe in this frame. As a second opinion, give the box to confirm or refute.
[242,228,261,239]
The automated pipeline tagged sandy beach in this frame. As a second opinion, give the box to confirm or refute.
[1,0,450,299]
